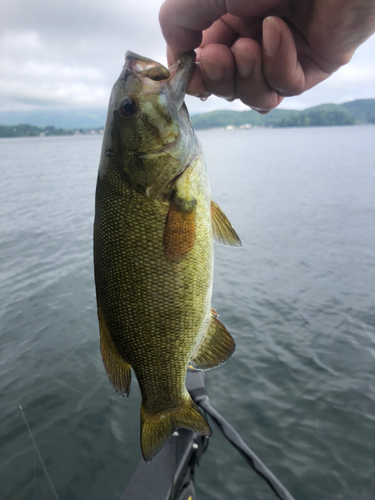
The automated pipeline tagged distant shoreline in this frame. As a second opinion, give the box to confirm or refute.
[0,124,104,138]
[1,122,374,139]
[1,98,374,136]
[191,98,375,130]
[0,123,375,139]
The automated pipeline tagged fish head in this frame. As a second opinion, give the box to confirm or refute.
[100,51,196,199]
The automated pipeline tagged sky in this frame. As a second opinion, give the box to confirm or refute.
[1,0,375,117]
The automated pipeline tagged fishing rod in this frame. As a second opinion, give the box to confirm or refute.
[122,368,296,500]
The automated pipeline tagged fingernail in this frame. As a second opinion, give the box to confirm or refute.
[195,48,202,62]
[263,17,281,57]
[200,57,224,81]
[187,90,200,97]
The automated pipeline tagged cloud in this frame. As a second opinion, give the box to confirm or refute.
[0,1,374,114]
[1,0,167,70]
[0,0,168,111]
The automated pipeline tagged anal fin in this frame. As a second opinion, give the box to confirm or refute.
[98,305,131,397]
[211,200,242,247]
[190,309,236,370]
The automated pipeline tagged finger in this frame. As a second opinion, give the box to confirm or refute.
[159,0,227,61]
[186,63,211,99]
[233,38,283,112]
[262,16,306,96]
[219,13,263,43]
[166,46,211,98]
[199,44,237,100]
[184,17,237,98]
[159,0,283,61]
[168,17,237,97]
[201,17,238,47]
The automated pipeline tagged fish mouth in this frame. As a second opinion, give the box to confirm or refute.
[124,51,196,109]
[166,52,196,108]
[122,52,196,200]
[125,51,171,81]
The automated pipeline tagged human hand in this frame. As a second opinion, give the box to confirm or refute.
[159,0,375,112]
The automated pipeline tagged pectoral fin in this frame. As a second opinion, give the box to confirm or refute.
[211,200,242,247]
[190,309,236,370]
[164,193,196,263]
[98,305,131,397]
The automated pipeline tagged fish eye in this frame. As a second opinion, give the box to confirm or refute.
[118,97,137,118]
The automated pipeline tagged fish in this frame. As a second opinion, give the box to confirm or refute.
[93,51,241,462]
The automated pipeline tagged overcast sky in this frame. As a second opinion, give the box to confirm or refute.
[1,0,375,116]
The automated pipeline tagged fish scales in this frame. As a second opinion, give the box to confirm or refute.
[95,160,213,412]
[94,51,241,461]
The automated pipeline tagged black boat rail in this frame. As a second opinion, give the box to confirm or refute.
[122,368,296,500]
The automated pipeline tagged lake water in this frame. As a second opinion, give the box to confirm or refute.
[0,125,374,500]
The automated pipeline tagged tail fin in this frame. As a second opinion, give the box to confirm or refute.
[140,395,212,462]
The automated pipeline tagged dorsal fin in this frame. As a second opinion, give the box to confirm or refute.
[211,200,242,247]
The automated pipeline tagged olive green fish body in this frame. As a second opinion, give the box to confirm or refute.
[94,52,241,461]
[95,156,212,409]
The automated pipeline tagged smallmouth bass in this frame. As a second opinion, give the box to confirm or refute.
[94,51,241,462]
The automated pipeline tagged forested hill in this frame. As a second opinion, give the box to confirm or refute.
[1,99,374,137]
[0,124,103,138]
[191,99,375,130]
